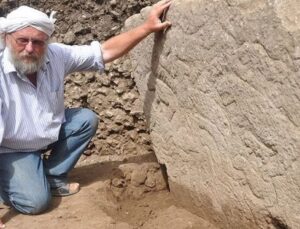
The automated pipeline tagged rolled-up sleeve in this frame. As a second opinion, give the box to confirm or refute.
[48,41,105,75]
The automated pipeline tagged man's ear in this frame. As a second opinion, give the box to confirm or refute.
[5,33,13,48]
[5,33,9,43]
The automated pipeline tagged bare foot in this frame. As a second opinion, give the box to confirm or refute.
[69,183,80,194]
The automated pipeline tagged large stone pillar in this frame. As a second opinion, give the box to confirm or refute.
[126,1,300,228]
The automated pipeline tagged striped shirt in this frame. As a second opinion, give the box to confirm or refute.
[0,41,104,153]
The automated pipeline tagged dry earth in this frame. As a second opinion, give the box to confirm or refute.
[0,160,214,228]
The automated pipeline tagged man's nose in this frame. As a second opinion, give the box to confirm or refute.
[24,41,34,53]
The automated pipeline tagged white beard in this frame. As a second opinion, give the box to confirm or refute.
[7,45,46,75]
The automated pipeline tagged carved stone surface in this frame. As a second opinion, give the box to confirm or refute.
[126,0,300,228]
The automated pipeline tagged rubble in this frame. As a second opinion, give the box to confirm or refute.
[0,0,159,161]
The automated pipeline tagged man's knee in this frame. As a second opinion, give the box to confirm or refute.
[64,108,99,140]
[11,190,51,215]
[79,108,99,134]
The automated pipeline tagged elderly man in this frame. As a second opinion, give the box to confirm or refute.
[0,0,172,216]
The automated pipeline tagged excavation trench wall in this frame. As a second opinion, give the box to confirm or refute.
[126,1,300,228]
[0,0,160,162]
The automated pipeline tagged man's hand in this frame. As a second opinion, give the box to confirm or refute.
[143,0,172,33]
[101,0,172,63]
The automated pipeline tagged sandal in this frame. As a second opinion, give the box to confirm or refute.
[51,182,80,197]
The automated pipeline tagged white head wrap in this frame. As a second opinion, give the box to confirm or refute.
[0,6,56,50]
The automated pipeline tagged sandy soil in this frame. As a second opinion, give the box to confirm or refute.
[0,158,214,229]
[0,160,170,228]
[0,160,214,229]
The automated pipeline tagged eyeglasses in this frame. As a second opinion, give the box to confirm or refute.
[8,34,48,48]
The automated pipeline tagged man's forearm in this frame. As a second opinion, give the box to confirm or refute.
[101,24,151,64]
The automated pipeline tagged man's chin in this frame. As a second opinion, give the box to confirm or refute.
[15,61,41,75]
[7,46,46,74]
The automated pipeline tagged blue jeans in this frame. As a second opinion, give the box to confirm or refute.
[0,108,98,214]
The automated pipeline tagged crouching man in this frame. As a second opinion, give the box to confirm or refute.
[0,0,171,214]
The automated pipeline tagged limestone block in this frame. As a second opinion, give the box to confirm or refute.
[125,0,300,228]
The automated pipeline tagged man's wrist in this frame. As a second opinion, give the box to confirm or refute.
[139,23,153,37]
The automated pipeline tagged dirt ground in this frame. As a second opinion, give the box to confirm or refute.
[0,160,214,229]
[0,162,168,228]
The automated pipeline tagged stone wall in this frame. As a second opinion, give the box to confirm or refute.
[126,0,300,228]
